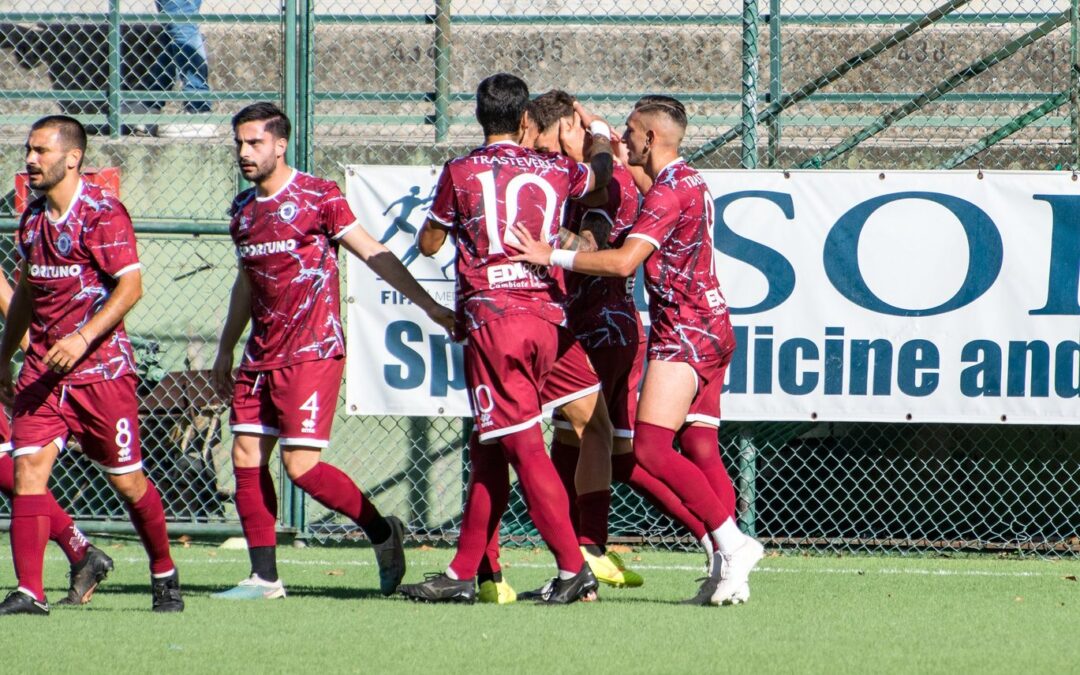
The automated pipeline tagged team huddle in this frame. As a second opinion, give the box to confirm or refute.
[0,72,762,615]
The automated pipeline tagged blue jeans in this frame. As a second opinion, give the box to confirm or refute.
[150,0,211,113]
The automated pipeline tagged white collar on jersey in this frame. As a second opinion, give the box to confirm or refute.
[656,157,686,179]
[256,168,298,203]
[45,179,84,226]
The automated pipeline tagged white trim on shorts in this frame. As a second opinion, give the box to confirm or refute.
[541,383,601,415]
[279,437,330,449]
[231,424,281,436]
[626,233,661,250]
[477,415,544,443]
[685,413,720,427]
[0,442,12,454]
[94,460,144,475]
[12,437,66,458]
[613,428,634,439]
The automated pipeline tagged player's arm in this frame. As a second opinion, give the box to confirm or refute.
[508,222,654,278]
[0,261,32,404]
[338,224,455,334]
[576,103,614,196]
[556,226,598,253]
[43,268,142,375]
[0,272,29,352]
[212,266,252,399]
[417,218,450,256]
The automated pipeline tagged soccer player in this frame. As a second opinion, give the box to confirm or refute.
[211,102,454,600]
[0,115,183,615]
[0,273,114,607]
[398,73,614,604]
[509,96,764,606]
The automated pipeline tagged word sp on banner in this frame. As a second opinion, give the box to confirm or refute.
[345,167,1080,424]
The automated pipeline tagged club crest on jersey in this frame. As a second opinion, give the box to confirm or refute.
[57,232,73,256]
[278,202,299,223]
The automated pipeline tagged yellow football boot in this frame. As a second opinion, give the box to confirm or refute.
[581,547,645,588]
[477,579,517,604]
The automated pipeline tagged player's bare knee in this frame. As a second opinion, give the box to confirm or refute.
[12,445,59,495]
[107,470,148,503]
[281,447,320,480]
[232,433,271,468]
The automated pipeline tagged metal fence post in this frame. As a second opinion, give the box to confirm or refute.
[297,0,315,172]
[283,0,298,168]
[1072,0,1079,168]
[107,0,122,138]
[741,0,760,168]
[737,435,758,537]
[766,0,781,167]
[434,0,452,142]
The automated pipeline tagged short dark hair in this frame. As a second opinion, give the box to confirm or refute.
[30,115,87,162]
[634,95,688,130]
[232,102,291,140]
[476,73,529,137]
[528,90,575,133]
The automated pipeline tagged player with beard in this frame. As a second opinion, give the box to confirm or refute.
[0,273,114,607]
[211,102,454,600]
[0,115,182,615]
[509,96,764,606]
[399,73,613,604]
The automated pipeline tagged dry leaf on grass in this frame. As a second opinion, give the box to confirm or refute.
[1064,575,1077,582]
[325,569,345,576]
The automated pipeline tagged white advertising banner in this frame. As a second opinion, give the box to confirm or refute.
[346,167,1080,425]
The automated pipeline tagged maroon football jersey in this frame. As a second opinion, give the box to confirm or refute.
[428,141,592,335]
[626,159,736,363]
[229,170,356,371]
[15,181,140,387]
[564,162,644,349]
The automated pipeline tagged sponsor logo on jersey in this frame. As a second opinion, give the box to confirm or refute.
[487,262,550,287]
[237,239,299,258]
[29,264,82,279]
[278,201,299,223]
[56,232,73,256]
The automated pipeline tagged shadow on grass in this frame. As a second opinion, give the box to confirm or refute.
[91,582,390,601]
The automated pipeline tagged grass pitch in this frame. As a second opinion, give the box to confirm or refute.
[1,535,1078,674]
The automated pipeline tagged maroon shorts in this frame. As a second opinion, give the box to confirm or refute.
[587,341,645,438]
[541,339,600,413]
[465,317,584,443]
[685,357,731,428]
[11,375,143,475]
[230,357,343,449]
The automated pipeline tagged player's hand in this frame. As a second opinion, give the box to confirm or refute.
[507,223,554,266]
[211,350,235,401]
[44,332,89,374]
[0,362,14,407]
[613,134,630,166]
[573,102,613,139]
[427,304,456,337]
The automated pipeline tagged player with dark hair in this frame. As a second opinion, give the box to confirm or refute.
[398,73,614,604]
[0,273,114,607]
[509,97,764,606]
[0,115,183,615]
[211,102,454,600]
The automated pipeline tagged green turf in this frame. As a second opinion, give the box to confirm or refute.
[1,536,1078,673]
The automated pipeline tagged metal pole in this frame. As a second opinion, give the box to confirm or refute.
[283,0,298,167]
[108,0,122,138]
[766,0,781,167]
[688,0,974,163]
[296,0,314,173]
[737,435,758,536]
[740,0,760,168]
[1071,0,1079,167]
[799,12,1069,169]
[937,91,1071,169]
[434,0,452,142]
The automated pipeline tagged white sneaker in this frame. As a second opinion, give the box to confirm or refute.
[211,573,286,600]
[710,537,764,606]
[156,122,222,138]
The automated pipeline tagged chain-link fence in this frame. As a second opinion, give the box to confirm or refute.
[0,1,1077,555]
